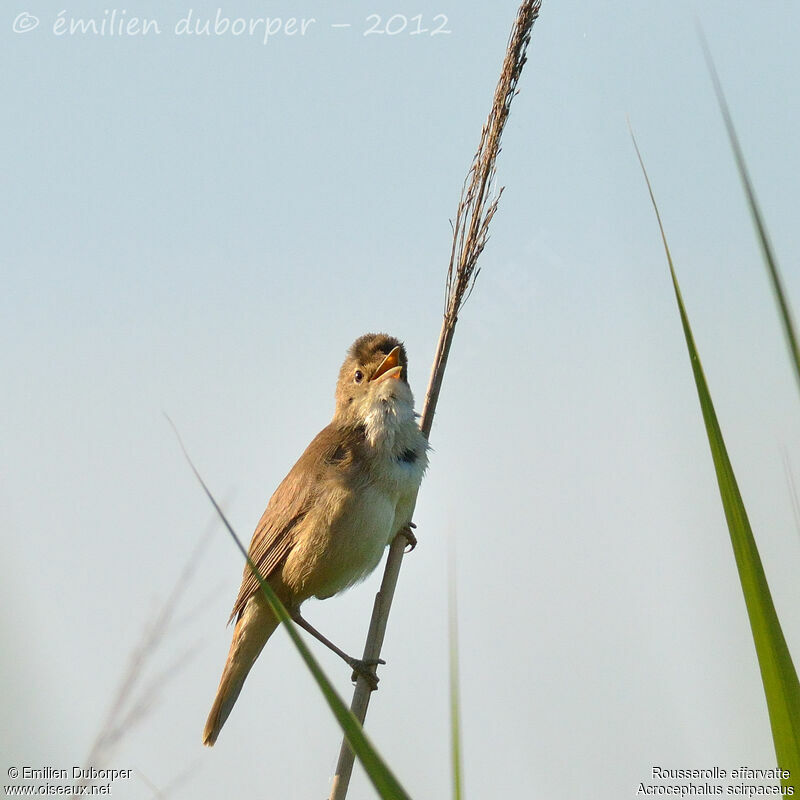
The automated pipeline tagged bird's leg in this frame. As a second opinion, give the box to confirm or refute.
[397,521,417,552]
[290,611,384,689]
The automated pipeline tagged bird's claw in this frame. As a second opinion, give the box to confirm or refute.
[400,522,417,553]
[348,657,385,689]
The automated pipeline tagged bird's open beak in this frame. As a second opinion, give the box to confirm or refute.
[371,346,403,383]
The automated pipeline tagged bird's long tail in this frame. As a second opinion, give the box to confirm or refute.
[203,594,280,746]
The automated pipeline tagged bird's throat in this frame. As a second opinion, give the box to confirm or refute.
[362,395,414,452]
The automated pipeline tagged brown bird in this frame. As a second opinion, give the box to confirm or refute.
[202,333,428,746]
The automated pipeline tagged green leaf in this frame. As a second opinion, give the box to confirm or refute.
[448,546,463,800]
[630,132,800,794]
[699,31,800,396]
[168,417,411,800]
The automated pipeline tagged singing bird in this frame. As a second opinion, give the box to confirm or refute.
[203,333,428,746]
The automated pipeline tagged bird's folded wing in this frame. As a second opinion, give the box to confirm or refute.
[227,423,365,623]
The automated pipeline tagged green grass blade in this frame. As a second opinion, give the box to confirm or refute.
[630,133,800,793]
[167,417,411,800]
[698,31,800,395]
[448,544,463,800]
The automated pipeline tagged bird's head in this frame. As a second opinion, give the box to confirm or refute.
[333,333,416,434]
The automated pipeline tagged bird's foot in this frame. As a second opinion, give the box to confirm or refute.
[399,522,417,553]
[348,657,385,690]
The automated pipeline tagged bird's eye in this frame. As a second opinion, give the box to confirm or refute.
[354,370,364,384]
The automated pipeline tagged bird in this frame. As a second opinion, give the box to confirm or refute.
[202,333,428,746]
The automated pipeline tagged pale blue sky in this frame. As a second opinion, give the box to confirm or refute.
[2,2,800,798]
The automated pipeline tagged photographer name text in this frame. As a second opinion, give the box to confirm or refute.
[12,9,452,43]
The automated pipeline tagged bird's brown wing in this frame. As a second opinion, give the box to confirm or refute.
[227,423,366,623]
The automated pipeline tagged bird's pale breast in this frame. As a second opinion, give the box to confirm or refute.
[282,413,426,602]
